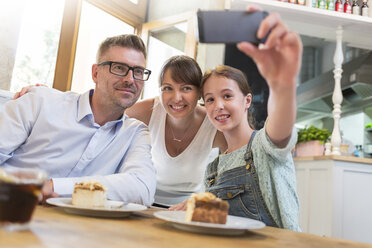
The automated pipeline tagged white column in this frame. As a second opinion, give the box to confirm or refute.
[331,26,344,155]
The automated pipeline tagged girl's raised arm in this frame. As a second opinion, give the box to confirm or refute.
[237,12,302,148]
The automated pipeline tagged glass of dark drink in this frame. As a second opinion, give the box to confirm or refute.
[0,167,47,231]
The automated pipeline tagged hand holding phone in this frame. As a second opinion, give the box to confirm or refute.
[197,10,269,45]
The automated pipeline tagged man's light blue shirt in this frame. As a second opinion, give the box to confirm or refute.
[0,88,156,206]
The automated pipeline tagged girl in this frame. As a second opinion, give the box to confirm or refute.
[201,65,300,231]
[172,12,302,231]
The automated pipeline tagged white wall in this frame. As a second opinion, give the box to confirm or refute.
[147,0,225,22]
[340,112,364,150]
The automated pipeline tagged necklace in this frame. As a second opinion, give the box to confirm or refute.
[169,124,191,142]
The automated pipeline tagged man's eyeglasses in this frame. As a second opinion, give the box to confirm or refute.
[98,61,151,81]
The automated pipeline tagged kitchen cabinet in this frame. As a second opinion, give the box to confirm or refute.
[232,0,372,155]
[294,156,372,244]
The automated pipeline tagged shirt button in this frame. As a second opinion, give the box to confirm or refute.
[227,192,232,198]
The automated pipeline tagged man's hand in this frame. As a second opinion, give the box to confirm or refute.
[41,179,59,204]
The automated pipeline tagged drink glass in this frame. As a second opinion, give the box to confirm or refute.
[0,167,47,231]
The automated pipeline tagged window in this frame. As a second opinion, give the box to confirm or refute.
[70,1,135,93]
[141,12,197,99]
[144,34,184,99]
[10,0,64,92]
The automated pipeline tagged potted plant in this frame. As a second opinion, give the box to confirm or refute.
[365,122,372,131]
[295,125,332,157]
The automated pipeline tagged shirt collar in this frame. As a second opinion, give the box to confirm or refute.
[77,89,127,124]
[77,89,94,122]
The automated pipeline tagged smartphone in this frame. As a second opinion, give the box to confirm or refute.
[197,10,269,45]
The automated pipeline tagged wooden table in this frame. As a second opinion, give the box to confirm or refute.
[1,206,371,248]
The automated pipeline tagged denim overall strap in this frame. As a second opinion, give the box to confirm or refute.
[205,153,219,187]
[244,130,257,166]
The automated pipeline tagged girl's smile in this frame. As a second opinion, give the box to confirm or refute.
[215,114,230,122]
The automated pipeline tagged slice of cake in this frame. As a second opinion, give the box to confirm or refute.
[71,180,107,208]
[185,192,229,224]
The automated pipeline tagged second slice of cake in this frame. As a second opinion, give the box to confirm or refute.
[185,192,229,224]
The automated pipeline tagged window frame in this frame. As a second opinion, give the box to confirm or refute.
[53,0,144,91]
[140,11,197,59]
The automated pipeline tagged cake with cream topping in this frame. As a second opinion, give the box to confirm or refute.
[71,180,107,208]
[185,192,229,224]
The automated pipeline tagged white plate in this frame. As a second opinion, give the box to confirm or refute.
[46,197,147,218]
[154,211,265,236]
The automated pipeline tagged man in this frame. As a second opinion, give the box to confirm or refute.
[0,34,156,206]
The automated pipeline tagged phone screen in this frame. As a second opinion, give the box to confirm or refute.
[197,10,269,45]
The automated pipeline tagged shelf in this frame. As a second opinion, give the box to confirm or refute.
[232,0,372,50]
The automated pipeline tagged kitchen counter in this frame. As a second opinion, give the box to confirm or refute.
[294,155,372,244]
[294,155,372,165]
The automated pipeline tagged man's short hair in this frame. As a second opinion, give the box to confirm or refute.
[96,34,147,62]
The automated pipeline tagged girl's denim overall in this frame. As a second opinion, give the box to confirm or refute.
[205,131,278,227]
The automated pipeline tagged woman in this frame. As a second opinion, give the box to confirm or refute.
[126,55,226,206]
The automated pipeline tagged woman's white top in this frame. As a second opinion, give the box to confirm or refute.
[149,97,218,206]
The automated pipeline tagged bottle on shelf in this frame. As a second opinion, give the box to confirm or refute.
[289,0,296,3]
[353,145,360,157]
[318,0,326,8]
[327,0,335,10]
[312,0,318,7]
[352,0,360,15]
[361,0,369,16]
[344,0,352,13]
[335,0,344,12]
[298,0,306,5]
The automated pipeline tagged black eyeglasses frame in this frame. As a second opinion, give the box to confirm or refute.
[98,61,151,81]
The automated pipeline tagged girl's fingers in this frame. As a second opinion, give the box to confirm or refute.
[237,42,264,64]
[264,22,288,50]
[246,5,262,12]
[257,12,281,39]
[283,31,302,50]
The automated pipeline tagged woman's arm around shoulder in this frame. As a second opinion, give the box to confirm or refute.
[125,98,155,126]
